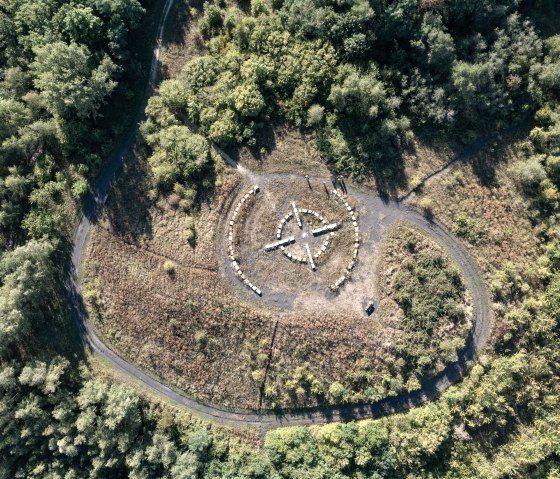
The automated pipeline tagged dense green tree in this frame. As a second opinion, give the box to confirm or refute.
[144,124,214,194]
[0,240,56,358]
[32,42,117,120]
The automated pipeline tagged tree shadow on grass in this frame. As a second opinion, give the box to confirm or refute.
[222,121,278,167]
[320,123,409,200]
[103,153,154,241]
[465,122,532,189]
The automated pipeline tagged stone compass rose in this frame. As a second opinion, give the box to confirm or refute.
[264,202,340,270]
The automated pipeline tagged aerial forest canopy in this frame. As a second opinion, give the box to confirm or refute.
[0,0,145,246]
[148,0,544,182]
[1,0,560,477]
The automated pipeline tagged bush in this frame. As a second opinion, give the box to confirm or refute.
[251,0,269,16]
[307,104,325,126]
[252,370,264,383]
[145,125,212,194]
[163,260,175,275]
[328,381,345,400]
[195,330,207,348]
[184,228,195,242]
[232,83,265,117]
[419,196,433,214]
[510,157,547,188]
[454,213,489,245]
[71,177,89,199]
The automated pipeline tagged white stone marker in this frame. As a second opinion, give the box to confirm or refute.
[311,223,340,236]
[305,243,316,271]
[292,202,302,228]
[264,236,295,251]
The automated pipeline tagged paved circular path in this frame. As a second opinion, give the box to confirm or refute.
[70,0,493,429]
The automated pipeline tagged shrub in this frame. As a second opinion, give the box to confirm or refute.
[163,260,175,275]
[184,228,195,242]
[454,213,489,245]
[328,381,345,400]
[251,0,269,16]
[252,370,264,383]
[510,157,547,188]
[419,196,433,213]
[232,83,265,117]
[199,3,223,38]
[409,175,423,190]
[195,330,208,348]
[179,188,197,211]
[71,177,89,199]
[208,110,241,146]
[307,104,325,127]
[394,249,465,333]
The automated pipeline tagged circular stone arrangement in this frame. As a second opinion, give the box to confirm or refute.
[227,185,262,296]
[330,189,360,291]
[265,204,339,268]
[227,183,361,295]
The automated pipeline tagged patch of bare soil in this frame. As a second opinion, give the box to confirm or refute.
[232,175,357,303]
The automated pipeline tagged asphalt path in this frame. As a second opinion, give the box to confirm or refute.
[70,0,494,429]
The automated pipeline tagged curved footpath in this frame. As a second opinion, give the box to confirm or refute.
[71,0,493,429]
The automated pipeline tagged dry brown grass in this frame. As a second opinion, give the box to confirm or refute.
[83,153,276,410]
[407,131,539,277]
[83,139,494,410]
[233,124,331,177]
[264,311,404,408]
[160,0,206,80]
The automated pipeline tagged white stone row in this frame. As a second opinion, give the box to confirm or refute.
[228,186,261,296]
[330,189,361,292]
[264,236,295,252]
[230,261,262,295]
[305,243,316,271]
[333,189,354,213]
[314,241,328,259]
[330,274,348,290]
[282,250,307,263]
[300,209,326,224]
[292,202,302,228]
[276,212,294,239]
[311,223,341,236]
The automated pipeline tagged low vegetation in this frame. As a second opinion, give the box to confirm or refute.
[2,0,560,476]
[84,163,474,410]
[149,0,545,186]
[378,225,471,382]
